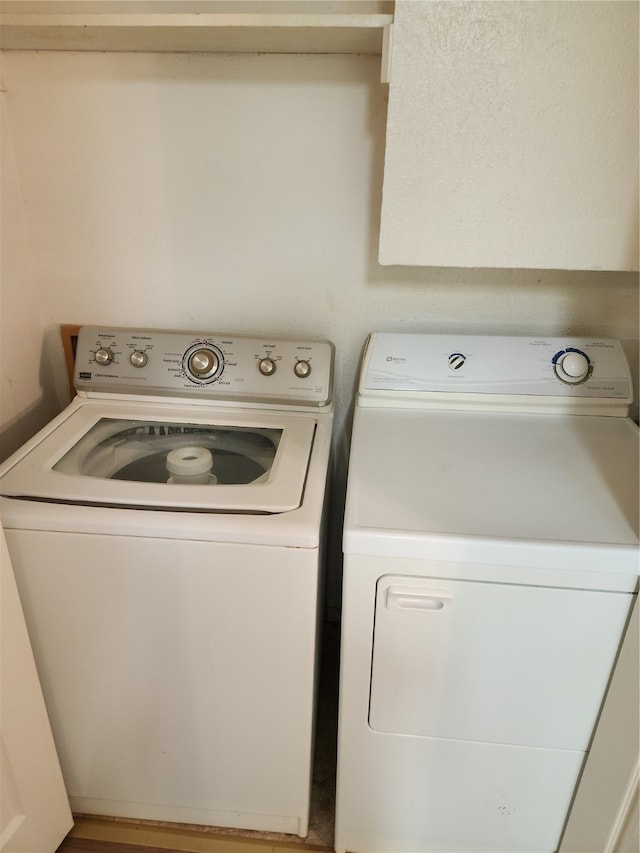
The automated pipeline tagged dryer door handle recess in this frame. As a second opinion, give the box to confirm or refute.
[386,588,452,611]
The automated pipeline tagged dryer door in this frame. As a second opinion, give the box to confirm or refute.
[369,574,632,751]
[0,401,317,514]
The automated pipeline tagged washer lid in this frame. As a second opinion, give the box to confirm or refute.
[344,407,639,571]
[0,401,317,513]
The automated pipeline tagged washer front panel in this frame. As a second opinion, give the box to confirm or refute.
[74,327,334,408]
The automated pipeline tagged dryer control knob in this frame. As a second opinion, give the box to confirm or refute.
[553,349,590,385]
[448,353,466,370]
[95,347,114,366]
[259,358,276,376]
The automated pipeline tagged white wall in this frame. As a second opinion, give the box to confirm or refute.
[1,50,638,608]
[1,81,64,460]
[380,0,639,270]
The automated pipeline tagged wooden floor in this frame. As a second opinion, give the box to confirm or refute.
[58,816,332,853]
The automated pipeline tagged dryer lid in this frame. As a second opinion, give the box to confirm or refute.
[0,400,317,513]
[344,406,640,572]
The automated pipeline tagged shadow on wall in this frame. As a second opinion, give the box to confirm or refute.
[0,397,53,464]
[0,327,70,464]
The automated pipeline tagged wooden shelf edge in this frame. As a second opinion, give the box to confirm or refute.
[0,9,393,54]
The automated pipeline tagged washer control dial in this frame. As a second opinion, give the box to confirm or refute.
[259,357,276,376]
[189,348,218,377]
[130,350,148,368]
[294,359,311,378]
[183,343,224,384]
[552,348,591,385]
[95,347,114,366]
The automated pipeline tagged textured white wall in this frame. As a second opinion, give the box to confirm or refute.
[0,90,64,459]
[380,0,639,270]
[1,51,638,607]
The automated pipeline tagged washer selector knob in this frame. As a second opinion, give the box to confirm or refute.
[552,348,591,384]
[294,360,311,378]
[189,348,219,378]
[95,347,114,366]
[183,343,224,383]
[258,357,277,376]
[130,350,148,368]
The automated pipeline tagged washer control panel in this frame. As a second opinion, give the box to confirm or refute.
[360,334,632,411]
[74,327,334,407]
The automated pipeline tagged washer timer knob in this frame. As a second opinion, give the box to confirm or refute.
[182,343,224,383]
[95,347,114,366]
[189,348,219,378]
[553,348,591,384]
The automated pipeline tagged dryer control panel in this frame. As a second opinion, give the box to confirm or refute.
[360,334,633,415]
[74,327,334,408]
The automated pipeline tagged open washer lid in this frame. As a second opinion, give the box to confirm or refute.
[0,400,317,514]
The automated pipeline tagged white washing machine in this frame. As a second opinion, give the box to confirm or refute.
[0,325,334,837]
[335,333,639,853]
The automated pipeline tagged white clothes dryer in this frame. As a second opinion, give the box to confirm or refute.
[335,333,639,853]
[0,326,334,837]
